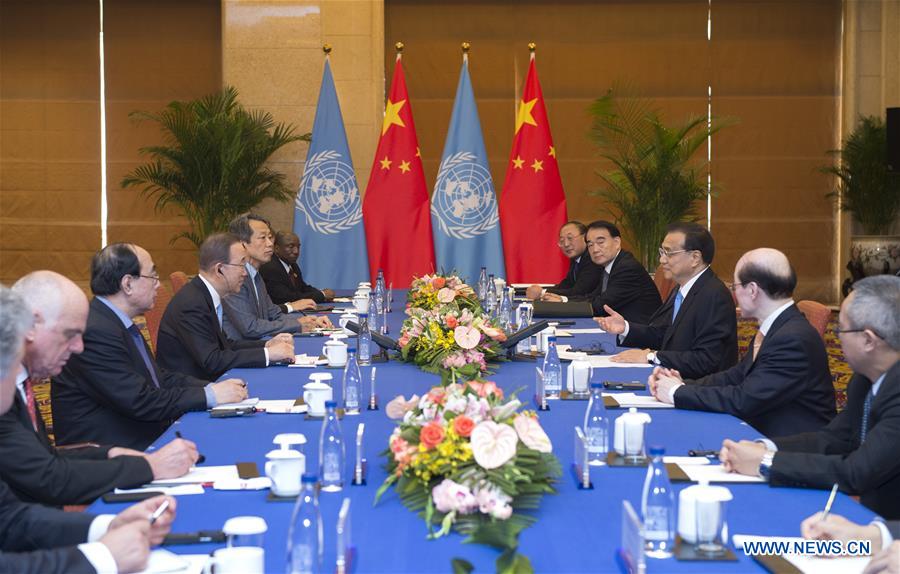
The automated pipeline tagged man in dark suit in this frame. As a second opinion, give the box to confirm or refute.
[6,270,200,504]
[597,222,738,379]
[52,243,247,451]
[720,275,900,520]
[156,233,296,380]
[260,230,335,305]
[0,283,176,574]
[652,248,836,437]
[524,221,604,300]
[544,220,661,323]
[800,513,899,572]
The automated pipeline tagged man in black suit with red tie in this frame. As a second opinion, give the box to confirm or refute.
[720,275,900,520]
[597,222,738,379]
[260,230,335,305]
[524,221,603,300]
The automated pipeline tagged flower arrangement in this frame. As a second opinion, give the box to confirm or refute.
[376,381,560,573]
[400,274,508,381]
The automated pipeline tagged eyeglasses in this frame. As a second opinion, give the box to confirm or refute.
[138,274,160,284]
[658,247,691,259]
[727,282,746,292]
[557,235,582,246]
[835,326,883,339]
[221,261,245,269]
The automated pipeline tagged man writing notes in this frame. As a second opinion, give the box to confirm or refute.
[157,233,296,380]
[0,284,177,574]
[720,275,900,520]
[53,244,248,452]
[596,223,737,379]
[651,248,836,437]
[542,220,661,323]
[260,230,335,304]
[223,213,332,341]
[525,221,603,300]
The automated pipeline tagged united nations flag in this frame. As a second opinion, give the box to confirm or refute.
[295,55,369,289]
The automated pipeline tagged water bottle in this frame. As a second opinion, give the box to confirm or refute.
[486,274,497,315]
[357,311,371,366]
[497,287,513,331]
[286,474,322,574]
[477,267,488,303]
[319,401,345,492]
[516,302,533,354]
[366,291,380,335]
[641,445,676,559]
[374,270,387,333]
[343,348,361,414]
[541,335,562,399]
[583,382,609,465]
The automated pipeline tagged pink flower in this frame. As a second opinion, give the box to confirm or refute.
[386,394,419,420]
[437,287,457,303]
[470,421,518,469]
[453,415,475,437]
[454,325,481,349]
[441,352,467,369]
[431,479,476,514]
[431,277,446,289]
[420,422,446,449]
[513,414,552,453]
[474,486,513,520]
[427,387,447,406]
[398,334,410,348]
[445,314,459,329]
[480,325,507,342]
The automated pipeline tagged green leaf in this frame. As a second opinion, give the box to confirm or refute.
[497,549,533,574]
[451,558,474,574]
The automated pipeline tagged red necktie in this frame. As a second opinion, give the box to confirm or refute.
[24,377,39,431]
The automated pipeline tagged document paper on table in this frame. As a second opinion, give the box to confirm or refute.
[732,535,870,574]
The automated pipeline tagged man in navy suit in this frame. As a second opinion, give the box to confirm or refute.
[597,222,738,379]
[524,221,603,300]
[260,230,335,305]
[652,248,836,437]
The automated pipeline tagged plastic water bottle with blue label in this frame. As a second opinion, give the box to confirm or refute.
[583,381,609,465]
[343,348,361,414]
[641,445,675,558]
[287,474,322,574]
[357,312,371,366]
[541,335,562,399]
[319,401,345,492]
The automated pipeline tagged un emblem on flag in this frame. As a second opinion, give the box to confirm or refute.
[296,150,363,235]
[432,152,499,239]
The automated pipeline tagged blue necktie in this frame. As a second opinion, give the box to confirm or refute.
[860,389,873,444]
[672,290,684,321]
[127,325,160,388]
[215,303,223,327]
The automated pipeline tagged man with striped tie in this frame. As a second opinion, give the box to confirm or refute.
[719,274,900,520]
[650,248,836,437]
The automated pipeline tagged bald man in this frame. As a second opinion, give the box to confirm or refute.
[650,248,836,437]
[259,230,334,305]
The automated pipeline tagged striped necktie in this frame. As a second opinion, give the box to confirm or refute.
[860,390,873,444]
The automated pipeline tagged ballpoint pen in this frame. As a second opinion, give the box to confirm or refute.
[175,431,206,464]
[821,483,839,522]
[149,499,170,525]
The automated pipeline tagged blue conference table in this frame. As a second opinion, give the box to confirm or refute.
[90,296,876,573]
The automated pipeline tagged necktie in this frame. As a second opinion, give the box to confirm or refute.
[253,274,266,317]
[601,269,610,293]
[672,290,684,321]
[216,302,223,327]
[751,330,765,361]
[571,259,578,282]
[128,325,161,388]
[23,377,38,431]
[289,267,300,288]
[860,389,873,444]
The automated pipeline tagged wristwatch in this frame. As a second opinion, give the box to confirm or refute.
[758,450,775,480]
[646,351,658,365]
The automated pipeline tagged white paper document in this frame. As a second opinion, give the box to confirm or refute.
[211,397,259,410]
[559,328,606,334]
[557,345,652,368]
[662,456,710,466]
[149,465,239,486]
[732,535,870,574]
[604,392,674,408]
[135,551,208,574]
[678,464,766,483]
[256,399,307,414]
[113,484,205,496]
[213,477,272,491]
[332,297,352,303]
[289,353,328,367]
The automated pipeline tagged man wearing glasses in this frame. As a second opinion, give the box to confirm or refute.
[525,221,603,300]
[651,247,836,437]
[719,275,900,522]
[53,243,252,451]
[596,222,737,379]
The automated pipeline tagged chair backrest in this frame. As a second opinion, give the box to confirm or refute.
[169,271,189,294]
[652,264,676,302]
[797,299,831,341]
[143,283,173,353]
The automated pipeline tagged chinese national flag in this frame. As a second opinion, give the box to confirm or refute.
[499,55,568,283]
[363,54,435,287]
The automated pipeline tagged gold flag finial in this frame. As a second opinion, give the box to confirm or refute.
[395,42,404,53]
[323,44,332,55]
[528,42,536,53]
[461,42,470,54]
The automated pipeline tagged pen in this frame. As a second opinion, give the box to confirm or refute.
[149,499,170,525]
[821,483,839,522]
[175,431,206,464]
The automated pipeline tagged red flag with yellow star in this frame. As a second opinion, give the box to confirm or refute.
[499,54,568,283]
[363,53,435,287]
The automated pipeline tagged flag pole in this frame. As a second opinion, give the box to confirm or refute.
[462,41,470,64]
[323,43,332,58]
[528,42,536,61]
[395,41,403,63]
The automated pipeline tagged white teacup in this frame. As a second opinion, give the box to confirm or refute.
[264,449,304,497]
[323,338,348,367]
[352,295,369,313]
[339,312,357,335]
[207,547,264,574]
[303,381,333,417]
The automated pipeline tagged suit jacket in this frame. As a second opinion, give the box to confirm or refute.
[0,476,95,573]
[769,360,900,520]
[222,267,302,341]
[259,256,326,304]
[157,276,268,381]
[621,268,738,379]
[571,250,662,323]
[0,393,152,506]
[674,304,836,437]
[53,297,209,450]
[546,254,604,298]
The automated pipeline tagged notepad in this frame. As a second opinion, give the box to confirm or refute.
[135,551,208,574]
[113,484,205,496]
[149,465,239,486]
[732,535,870,574]
[256,399,307,414]
[557,345,653,368]
[604,392,673,409]
[212,397,259,409]
[676,463,765,483]
[289,354,328,367]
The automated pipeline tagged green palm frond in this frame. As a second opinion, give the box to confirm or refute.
[121,86,310,247]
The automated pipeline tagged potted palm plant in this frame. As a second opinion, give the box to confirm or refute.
[588,91,730,270]
[122,86,309,247]
[823,115,900,280]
